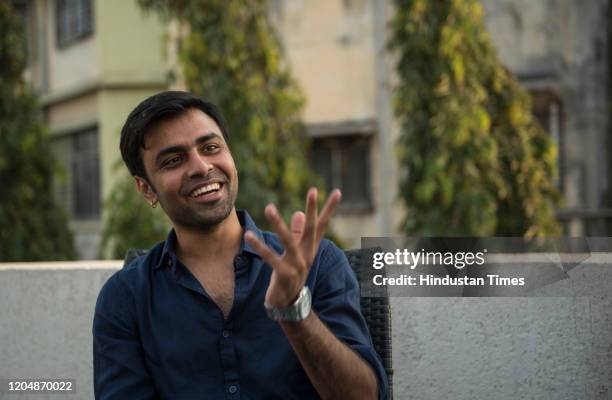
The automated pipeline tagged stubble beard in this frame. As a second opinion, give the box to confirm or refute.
[160,178,239,233]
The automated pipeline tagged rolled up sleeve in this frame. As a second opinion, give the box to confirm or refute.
[311,241,390,400]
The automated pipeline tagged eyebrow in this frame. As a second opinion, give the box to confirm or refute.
[154,132,221,164]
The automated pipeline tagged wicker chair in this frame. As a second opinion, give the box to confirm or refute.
[124,247,393,397]
[344,247,393,398]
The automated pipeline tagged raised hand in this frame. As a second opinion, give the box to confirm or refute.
[244,187,341,308]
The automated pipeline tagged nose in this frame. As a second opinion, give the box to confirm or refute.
[186,150,213,177]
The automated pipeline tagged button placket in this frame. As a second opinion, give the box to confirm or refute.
[219,320,240,398]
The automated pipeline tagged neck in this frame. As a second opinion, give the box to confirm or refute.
[173,209,243,264]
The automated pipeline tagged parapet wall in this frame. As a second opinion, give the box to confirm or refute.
[1,258,610,399]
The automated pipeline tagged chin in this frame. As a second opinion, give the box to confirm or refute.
[174,205,235,231]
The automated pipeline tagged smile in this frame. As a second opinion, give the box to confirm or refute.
[190,182,222,198]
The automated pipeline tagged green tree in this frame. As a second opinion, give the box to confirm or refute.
[389,0,561,236]
[0,2,76,260]
[99,168,171,259]
[138,0,315,226]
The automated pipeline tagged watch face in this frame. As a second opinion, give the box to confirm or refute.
[300,298,309,317]
[299,288,311,319]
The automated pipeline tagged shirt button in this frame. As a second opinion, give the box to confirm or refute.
[222,330,231,338]
[228,384,238,394]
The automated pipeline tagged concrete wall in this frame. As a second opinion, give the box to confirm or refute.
[1,257,611,399]
[393,296,611,399]
[392,255,612,399]
[0,262,118,400]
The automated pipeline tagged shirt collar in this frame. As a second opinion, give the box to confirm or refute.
[155,209,264,270]
[237,209,264,256]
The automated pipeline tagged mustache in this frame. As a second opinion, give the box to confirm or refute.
[180,171,228,196]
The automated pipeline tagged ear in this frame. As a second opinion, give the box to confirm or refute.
[134,176,157,205]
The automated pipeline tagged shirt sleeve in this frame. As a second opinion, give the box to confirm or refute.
[93,272,158,400]
[310,240,390,400]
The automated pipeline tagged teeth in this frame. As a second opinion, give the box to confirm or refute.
[190,183,221,197]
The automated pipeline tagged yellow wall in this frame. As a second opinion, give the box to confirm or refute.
[44,0,101,94]
[98,89,166,199]
[95,0,169,199]
[97,0,167,84]
[275,0,377,124]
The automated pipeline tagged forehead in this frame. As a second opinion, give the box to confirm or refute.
[143,108,225,151]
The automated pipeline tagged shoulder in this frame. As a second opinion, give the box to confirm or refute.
[95,241,164,311]
[317,239,348,268]
[310,239,357,290]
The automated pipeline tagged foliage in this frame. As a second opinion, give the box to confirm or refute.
[0,2,76,260]
[99,169,171,259]
[389,0,561,236]
[137,0,316,227]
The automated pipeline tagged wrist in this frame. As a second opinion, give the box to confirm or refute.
[265,286,312,322]
[279,310,315,332]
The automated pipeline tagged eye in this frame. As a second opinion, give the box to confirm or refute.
[202,143,220,153]
[162,155,182,167]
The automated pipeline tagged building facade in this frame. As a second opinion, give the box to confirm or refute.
[18,0,169,258]
[18,0,612,258]
[273,0,612,242]
[481,0,612,235]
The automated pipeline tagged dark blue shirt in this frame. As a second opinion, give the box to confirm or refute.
[93,210,388,399]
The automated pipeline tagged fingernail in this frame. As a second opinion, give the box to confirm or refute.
[265,204,277,217]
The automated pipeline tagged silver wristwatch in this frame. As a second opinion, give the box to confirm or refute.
[265,286,312,322]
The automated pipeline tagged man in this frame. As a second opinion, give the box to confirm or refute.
[93,91,389,399]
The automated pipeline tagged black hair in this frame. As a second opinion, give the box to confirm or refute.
[119,91,229,179]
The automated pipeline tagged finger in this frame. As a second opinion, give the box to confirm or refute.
[315,188,342,243]
[290,211,305,242]
[244,230,284,269]
[264,204,300,256]
[301,187,318,249]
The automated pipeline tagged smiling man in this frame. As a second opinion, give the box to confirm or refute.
[93,91,389,399]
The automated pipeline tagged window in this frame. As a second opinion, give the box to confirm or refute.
[530,89,564,186]
[72,129,100,218]
[531,90,562,145]
[310,135,372,211]
[51,128,100,220]
[56,0,93,47]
